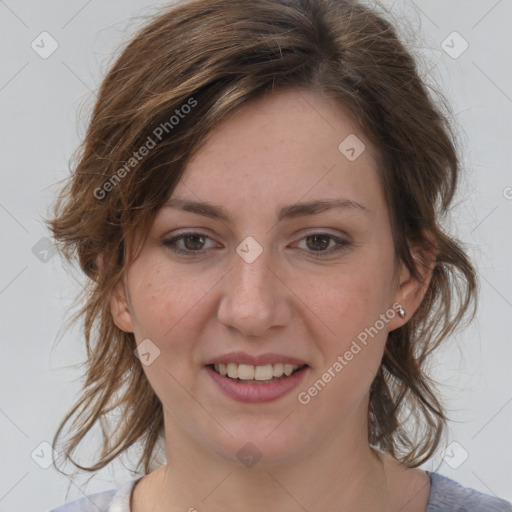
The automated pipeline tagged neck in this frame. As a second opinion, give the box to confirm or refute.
[143,408,398,512]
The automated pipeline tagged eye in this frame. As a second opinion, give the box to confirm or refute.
[162,231,351,258]
[162,231,217,256]
[293,232,351,257]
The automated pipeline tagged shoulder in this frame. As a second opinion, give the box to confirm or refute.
[426,471,512,512]
[49,478,141,512]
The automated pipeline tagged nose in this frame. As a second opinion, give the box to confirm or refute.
[216,247,291,337]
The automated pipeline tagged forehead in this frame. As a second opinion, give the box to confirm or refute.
[169,89,386,221]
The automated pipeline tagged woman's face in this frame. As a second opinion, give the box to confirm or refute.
[111,89,420,467]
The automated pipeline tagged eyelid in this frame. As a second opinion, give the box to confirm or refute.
[291,231,350,254]
[162,231,220,254]
[161,229,352,258]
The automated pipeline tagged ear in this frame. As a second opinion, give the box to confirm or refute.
[388,232,438,330]
[96,254,135,333]
[110,277,135,333]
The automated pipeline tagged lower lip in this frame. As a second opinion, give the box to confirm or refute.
[205,365,309,403]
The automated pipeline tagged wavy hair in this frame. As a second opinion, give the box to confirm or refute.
[47,0,477,476]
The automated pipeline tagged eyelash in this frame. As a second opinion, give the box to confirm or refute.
[161,231,351,258]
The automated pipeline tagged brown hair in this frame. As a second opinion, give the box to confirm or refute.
[47,0,477,477]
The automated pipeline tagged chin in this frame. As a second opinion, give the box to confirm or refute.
[205,419,311,469]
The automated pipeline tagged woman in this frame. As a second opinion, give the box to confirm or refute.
[47,0,512,510]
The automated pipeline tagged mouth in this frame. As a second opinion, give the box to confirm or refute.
[207,362,308,385]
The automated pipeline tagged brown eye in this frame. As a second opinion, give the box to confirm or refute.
[295,233,351,257]
[162,232,215,255]
[305,234,331,251]
[181,234,206,251]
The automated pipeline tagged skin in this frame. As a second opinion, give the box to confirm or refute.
[110,88,435,511]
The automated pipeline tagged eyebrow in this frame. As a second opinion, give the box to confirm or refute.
[163,197,369,222]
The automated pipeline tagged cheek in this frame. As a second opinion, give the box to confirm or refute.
[126,261,209,393]
[306,254,395,338]
[127,257,222,353]
[127,259,192,337]
[295,266,393,422]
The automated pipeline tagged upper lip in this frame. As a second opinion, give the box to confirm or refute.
[204,351,308,367]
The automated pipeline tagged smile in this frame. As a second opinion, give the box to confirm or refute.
[205,363,309,403]
[211,362,306,382]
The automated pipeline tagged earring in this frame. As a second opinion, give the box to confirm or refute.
[396,305,406,319]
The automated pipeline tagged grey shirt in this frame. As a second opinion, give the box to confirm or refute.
[49,471,512,511]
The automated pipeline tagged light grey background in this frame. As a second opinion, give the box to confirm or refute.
[1,0,511,510]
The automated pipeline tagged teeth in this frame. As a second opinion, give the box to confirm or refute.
[284,364,294,376]
[213,362,304,380]
[255,364,273,380]
[273,363,284,377]
[238,364,254,380]
[227,363,238,379]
